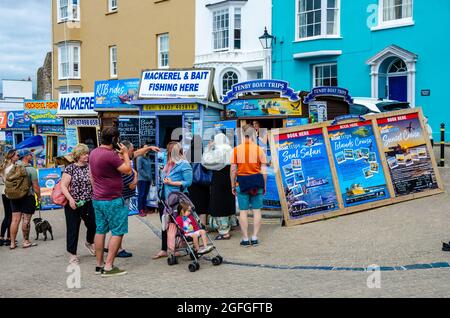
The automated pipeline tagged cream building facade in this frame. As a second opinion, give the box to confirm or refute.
[52,0,196,98]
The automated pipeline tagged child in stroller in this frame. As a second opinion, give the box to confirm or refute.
[176,201,213,255]
[163,192,223,272]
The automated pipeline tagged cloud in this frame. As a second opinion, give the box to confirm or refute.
[0,0,51,94]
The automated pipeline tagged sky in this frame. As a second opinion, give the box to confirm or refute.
[0,0,51,95]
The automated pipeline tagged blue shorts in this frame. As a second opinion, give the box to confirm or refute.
[236,187,264,211]
[93,198,129,236]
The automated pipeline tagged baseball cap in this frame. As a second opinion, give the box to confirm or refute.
[17,149,32,159]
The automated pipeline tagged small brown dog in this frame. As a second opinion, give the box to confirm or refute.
[33,218,54,241]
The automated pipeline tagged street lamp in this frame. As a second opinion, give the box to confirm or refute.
[259,27,276,50]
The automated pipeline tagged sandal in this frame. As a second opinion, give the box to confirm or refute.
[215,234,231,240]
[152,251,168,259]
[9,245,16,250]
[23,242,38,249]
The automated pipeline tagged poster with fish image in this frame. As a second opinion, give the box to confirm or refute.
[328,121,389,207]
[274,128,338,221]
[38,167,62,210]
[378,112,438,196]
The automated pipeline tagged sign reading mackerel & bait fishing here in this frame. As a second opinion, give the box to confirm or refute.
[138,69,214,99]
[270,108,443,227]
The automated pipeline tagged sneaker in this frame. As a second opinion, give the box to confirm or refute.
[95,266,104,275]
[198,246,213,255]
[251,239,259,246]
[4,239,11,246]
[85,242,96,256]
[101,266,127,277]
[117,250,133,258]
[240,240,251,247]
[0,239,4,246]
[442,242,450,251]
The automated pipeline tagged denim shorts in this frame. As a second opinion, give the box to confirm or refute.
[236,187,264,211]
[93,197,129,236]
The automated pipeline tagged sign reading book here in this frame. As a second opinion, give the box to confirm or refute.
[270,109,443,227]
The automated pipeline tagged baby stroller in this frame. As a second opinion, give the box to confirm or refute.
[161,191,223,272]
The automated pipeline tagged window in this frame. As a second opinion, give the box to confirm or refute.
[297,0,339,40]
[57,0,80,22]
[382,0,412,22]
[388,58,407,73]
[158,34,169,69]
[222,71,239,96]
[213,9,229,50]
[110,46,117,78]
[109,0,118,12]
[313,63,337,87]
[58,43,81,79]
[234,8,241,49]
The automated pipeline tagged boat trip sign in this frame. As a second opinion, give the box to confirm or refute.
[138,69,213,99]
[58,93,97,116]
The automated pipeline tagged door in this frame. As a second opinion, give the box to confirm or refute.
[388,76,407,102]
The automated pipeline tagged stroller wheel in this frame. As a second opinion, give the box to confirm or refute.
[212,256,221,266]
[217,255,223,264]
[195,262,200,270]
[188,263,197,272]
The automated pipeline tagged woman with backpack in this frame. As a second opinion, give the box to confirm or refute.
[0,149,19,247]
[8,149,41,250]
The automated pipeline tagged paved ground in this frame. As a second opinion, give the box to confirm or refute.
[1,148,450,298]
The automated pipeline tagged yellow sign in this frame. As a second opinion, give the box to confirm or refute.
[143,104,198,111]
[24,100,58,110]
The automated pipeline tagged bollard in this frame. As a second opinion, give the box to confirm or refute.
[440,123,445,167]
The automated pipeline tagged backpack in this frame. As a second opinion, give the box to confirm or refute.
[5,164,31,200]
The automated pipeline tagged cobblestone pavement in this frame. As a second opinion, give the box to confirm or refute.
[1,165,450,298]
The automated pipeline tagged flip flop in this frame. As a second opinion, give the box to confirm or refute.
[152,252,168,259]
[23,243,38,249]
[9,245,16,250]
[215,234,231,240]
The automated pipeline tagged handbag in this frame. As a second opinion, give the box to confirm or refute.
[146,182,159,208]
[192,163,212,186]
[51,181,68,206]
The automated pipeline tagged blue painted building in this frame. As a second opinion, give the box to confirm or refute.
[272,0,450,139]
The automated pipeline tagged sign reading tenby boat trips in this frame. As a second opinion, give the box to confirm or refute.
[138,69,213,99]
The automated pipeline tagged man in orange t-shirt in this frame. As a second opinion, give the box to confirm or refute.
[230,124,267,247]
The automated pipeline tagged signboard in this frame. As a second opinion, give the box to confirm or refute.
[24,100,58,110]
[271,108,444,226]
[309,101,327,123]
[378,113,439,196]
[66,128,78,154]
[0,112,7,129]
[6,111,31,130]
[58,136,68,157]
[142,104,198,112]
[37,125,65,135]
[66,118,100,127]
[222,80,300,104]
[328,120,389,207]
[138,69,213,99]
[25,109,63,125]
[58,93,97,116]
[303,87,353,105]
[37,167,62,210]
[286,117,308,128]
[226,98,302,118]
[273,128,339,222]
[94,79,140,109]
[118,117,156,148]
